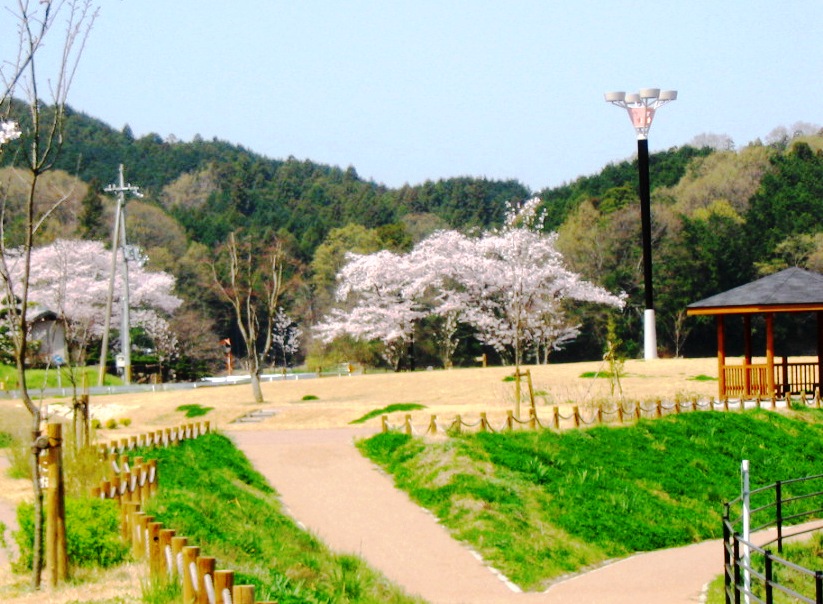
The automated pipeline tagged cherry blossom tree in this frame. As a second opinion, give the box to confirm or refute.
[316,198,625,373]
[315,250,425,370]
[457,198,624,366]
[11,239,181,370]
[2,238,182,386]
[271,306,301,369]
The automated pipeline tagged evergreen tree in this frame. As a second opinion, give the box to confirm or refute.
[77,177,107,240]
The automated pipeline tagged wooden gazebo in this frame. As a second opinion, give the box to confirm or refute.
[686,267,823,399]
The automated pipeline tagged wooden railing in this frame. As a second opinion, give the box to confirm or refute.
[722,359,819,398]
[91,422,274,603]
[381,390,823,437]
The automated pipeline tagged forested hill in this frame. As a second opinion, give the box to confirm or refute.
[2,101,822,367]
[1,103,703,257]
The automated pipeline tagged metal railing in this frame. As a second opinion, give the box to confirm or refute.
[723,474,823,603]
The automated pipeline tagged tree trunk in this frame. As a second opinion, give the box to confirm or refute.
[248,355,264,403]
[29,410,44,588]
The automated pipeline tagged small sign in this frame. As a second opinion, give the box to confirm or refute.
[116,354,126,368]
[52,355,64,365]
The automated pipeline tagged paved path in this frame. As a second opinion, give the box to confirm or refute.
[231,427,748,604]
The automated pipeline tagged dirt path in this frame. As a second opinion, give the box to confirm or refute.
[0,457,18,572]
[231,426,740,604]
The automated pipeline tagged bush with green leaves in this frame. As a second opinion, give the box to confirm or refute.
[13,497,128,572]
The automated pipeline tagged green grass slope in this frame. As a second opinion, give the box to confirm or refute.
[358,408,823,591]
[141,433,422,604]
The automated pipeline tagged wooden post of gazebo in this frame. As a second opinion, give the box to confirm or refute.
[717,316,726,397]
[817,310,823,396]
[765,313,775,395]
[743,315,752,396]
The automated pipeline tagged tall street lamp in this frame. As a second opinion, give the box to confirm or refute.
[605,88,677,360]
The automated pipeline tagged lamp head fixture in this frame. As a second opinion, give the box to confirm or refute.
[605,88,677,139]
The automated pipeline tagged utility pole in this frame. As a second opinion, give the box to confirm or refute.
[98,164,142,385]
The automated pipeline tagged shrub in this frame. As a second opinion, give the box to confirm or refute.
[105,418,118,430]
[301,394,319,401]
[13,498,128,571]
[119,417,132,427]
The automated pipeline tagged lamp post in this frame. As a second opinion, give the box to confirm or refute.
[605,88,677,360]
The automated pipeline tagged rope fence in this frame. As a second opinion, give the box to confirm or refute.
[381,389,823,437]
[89,420,273,604]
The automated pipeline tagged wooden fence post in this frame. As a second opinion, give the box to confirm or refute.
[131,511,146,557]
[529,407,537,430]
[148,459,158,497]
[196,556,216,604]
[148,521,163,579]
[136,460,147,504]
[214,570,234,604]
[46,422,68,586]
[171,536,188,578]
[404,414,412,436]
[428,415,438,434]
[137,514,153,559]
[573,406,580,428]
[553,407,560,430]
[182,546,200,604]
[381,415,388,433]
[233,585,255,604]
[121,500,139,542]
[506,410,514,431]
[480,412,488,432]
[158,528,175,579]
[454,415,462,434]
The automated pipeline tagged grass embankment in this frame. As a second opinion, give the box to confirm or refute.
[359,408,823,591]
[141,433,423,604]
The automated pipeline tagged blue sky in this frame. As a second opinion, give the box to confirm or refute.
[4,1,821,191]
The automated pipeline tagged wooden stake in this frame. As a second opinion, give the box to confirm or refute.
[214,570,234,604]
[196,556,215,604]
[46,422,68,586]
[182,546,200,604]
[233,585,255,604]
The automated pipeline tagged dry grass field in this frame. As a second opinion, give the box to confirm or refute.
[5,357,721,438]
[0,357,721,603]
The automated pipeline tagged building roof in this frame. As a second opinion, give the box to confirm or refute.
[686,267,823,315]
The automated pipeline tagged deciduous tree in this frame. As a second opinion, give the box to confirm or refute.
[211,230,286,402]
[0,0,97,588]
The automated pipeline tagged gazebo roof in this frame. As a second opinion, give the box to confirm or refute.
[686,267,823,315]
